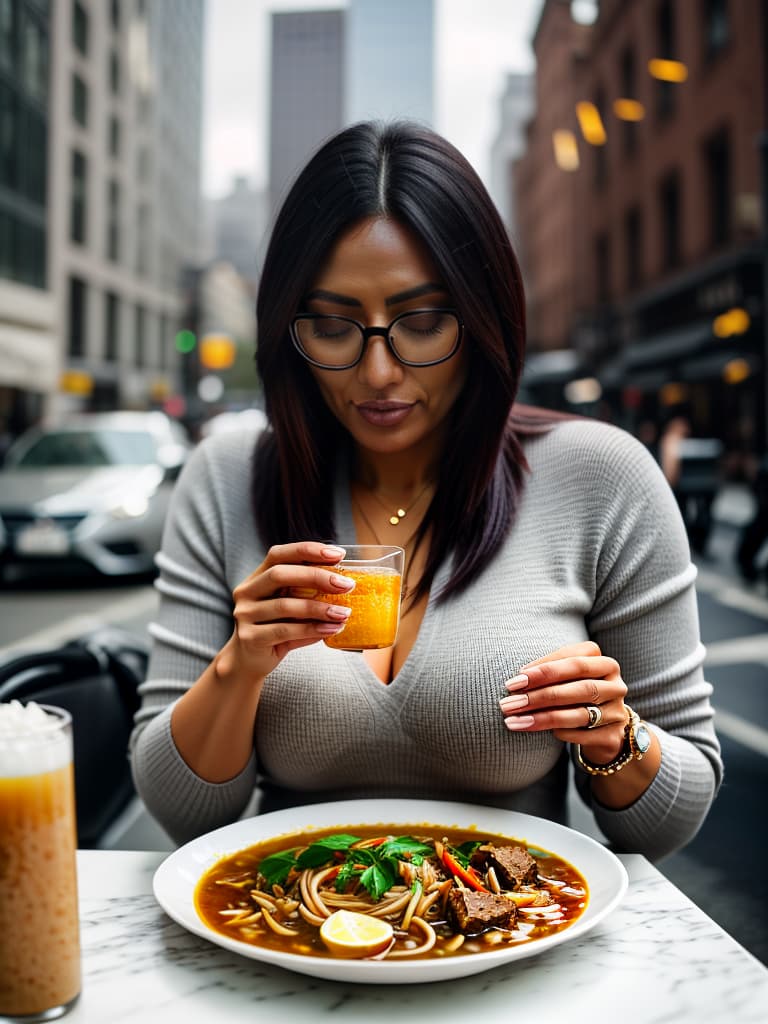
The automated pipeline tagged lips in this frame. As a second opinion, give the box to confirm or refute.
[354,401,415,427]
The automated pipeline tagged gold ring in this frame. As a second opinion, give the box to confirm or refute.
[585,705,603,729]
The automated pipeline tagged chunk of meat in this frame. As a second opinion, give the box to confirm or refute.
[470,844,539,889]
[446,888,518,935]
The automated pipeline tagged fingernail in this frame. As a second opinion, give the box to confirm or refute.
[500,694,529,711]
[330,573,355,590]
[322,546,346,560]
[326,605,352,620]
[505,674,528,691]
[317,621,346,634]
[504,715,535,731]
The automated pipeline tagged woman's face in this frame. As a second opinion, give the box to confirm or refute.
[302,216,468,459]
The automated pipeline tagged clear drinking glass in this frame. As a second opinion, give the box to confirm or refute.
[319,544,405,650]
[0,703,81,1022]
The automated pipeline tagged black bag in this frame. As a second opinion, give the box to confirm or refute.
[0,626,149,848]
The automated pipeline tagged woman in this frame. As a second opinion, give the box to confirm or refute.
[130,122,721,857]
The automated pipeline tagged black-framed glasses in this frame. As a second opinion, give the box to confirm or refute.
[290,308,464,370]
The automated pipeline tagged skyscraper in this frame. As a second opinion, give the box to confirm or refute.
[268,10,345,214]
[345,0,434,125]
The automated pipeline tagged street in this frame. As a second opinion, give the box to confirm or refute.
[1,529,767,966]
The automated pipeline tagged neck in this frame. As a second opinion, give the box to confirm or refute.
[352,447,439,501]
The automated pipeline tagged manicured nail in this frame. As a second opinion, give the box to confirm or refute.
[322,546,346,559]
[505,674,528,691]
[317,621,346,634]
[330,573,355,590]
[500,694,529,711]
[504,715,535,731]
[326,605,352,620]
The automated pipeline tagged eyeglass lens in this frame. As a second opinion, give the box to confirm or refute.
[293,310,460,367]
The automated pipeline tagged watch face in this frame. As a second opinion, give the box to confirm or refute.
[635,723,652,754]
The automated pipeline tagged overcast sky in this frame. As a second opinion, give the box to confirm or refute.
[202,0,542,199]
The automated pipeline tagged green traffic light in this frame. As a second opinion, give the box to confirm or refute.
[175,329,196,354]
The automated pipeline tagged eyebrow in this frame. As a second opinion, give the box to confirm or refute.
[304,282,448,308]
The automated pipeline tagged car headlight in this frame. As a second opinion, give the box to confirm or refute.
[108,495,151,519]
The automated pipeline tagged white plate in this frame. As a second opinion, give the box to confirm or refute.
[153,799,628,984]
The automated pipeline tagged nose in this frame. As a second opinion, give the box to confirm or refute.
[357,332,403,389]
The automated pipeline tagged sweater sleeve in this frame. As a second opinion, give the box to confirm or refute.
[129,432,260,844]
[570,424,722,860]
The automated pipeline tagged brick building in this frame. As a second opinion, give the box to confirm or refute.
[515,0,766,457]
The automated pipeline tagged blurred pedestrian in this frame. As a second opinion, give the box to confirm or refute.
[737,453,768,582]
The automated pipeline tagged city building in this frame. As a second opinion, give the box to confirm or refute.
[514,0,766,457]
[489,72,534,240]
[209,176,268,289]
[345,0,433,125]
[268,9,345,214]
[0,0,55,440]
[267,2,434,216]
[0,0,205,438]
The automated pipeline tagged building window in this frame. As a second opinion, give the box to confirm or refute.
[655,0,677,120]
[0,81,18,189]
[108,114,120,157]
[595,233,611,304]
[593,86,607,189]
[109,50,120,95]
[135,305,145,367]
[619,46,638,157]
[21,12,47,103]
[106,179,120,261]
[70,149,87,243]
[136,201,150,275]
[158,313,167,370]
[0,0,16,76]
[68,276,87,358]
[659,170,681,269]
[104,291,119,361]
[110,0,120,31]
[23,106,46,205]
[703,0,729,61]
[72,72,87,126]
[704,127,731,248]
[625,206,643,290]
[72,0,88,56]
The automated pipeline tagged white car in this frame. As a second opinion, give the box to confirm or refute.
[0,412,190,582]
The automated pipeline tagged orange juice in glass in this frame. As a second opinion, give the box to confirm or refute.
[0,702,81,1021]
[320,545,404,650]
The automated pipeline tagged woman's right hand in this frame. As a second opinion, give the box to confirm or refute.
[215,541,355,684]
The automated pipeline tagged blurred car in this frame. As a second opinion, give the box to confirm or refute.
[0,412,190,582]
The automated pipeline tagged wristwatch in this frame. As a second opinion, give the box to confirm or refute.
[576,705,652,777]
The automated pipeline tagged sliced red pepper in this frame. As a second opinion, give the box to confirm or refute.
[440,849,490,893]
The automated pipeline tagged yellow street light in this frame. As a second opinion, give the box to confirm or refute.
[613,98,645,121]
[576,101,607,145]
[713,307,751,338]
[199,333,236,370]
[648,58,688,82]
[552,130,580,171]
[722,358,751,384]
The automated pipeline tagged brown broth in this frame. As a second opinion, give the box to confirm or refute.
[194,823,588,961]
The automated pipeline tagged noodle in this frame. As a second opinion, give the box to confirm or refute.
[194,823,589,962]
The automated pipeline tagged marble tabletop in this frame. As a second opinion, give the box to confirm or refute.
[65,849,767,1024]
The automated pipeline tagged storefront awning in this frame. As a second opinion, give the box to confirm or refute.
[0,323,59,391]
[622,321,713,369]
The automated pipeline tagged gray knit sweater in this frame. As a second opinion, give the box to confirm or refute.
[130,418,722,858]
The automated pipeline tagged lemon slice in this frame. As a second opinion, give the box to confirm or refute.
[319,910,394,959]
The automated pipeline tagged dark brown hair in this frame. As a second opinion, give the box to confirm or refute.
[254,120,554,603]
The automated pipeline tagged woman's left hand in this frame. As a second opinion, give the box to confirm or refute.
[499,640,629,765]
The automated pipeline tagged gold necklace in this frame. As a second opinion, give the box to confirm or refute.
[364,478,433,525]
[353,497,425,600]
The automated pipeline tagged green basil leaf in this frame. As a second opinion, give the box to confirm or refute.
[334,860,360,892]
[360,860,396,901]
[296,833,361,868]
[257,849,298,887]
[450,841,482,868]
[378,836,433,861]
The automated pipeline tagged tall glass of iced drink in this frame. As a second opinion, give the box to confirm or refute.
[0,702,81,1021]
[319,545,404,650]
